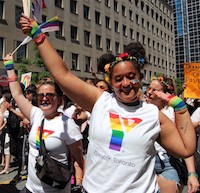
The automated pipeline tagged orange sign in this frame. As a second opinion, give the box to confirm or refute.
[184,62,200,99]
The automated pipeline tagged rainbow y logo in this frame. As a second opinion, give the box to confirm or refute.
[36,127,54,149]
[109,112,142,151]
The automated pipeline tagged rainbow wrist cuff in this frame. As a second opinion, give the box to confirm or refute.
[30,20,43,40]
[4,60,14,70]
[167,95,187,112]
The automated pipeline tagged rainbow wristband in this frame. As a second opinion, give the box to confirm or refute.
[4,60,14,70]
[167,95,187,112]
[30,20,43,40]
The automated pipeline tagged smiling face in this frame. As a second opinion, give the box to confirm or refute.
[110,61,141,103]
[37,84,61,116]
[145,80,164,108]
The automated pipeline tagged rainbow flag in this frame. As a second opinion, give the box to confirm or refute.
[40,16,59,33]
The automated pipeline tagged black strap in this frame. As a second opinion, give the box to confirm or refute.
[38,119,45,156]
[39,119,45,142]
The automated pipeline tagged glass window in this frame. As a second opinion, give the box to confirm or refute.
[0,1,4,20]
[15,6,23,28]
[95,11,101,24]
[114,20,119,32]
[123,25,127,36]
[56,21,64,37]
[0,37,4,59]
[105,16,110,28]
[56,50,64,59]
[71,53,79,70]
[114,0,118,12]
[85,56,91,72]
[115,42,120,55]
[15,41,26,62]
[129,10,133,20]
[84,30,91,45]
[122,5,126,16]
[70,0,77,14]
[130,28,134,39]
[96,35,101,49]
[71,25,78,41]
[83,5,90,20]
[55,0,63,8]
[106,38,111,51]
[105,0,110,7]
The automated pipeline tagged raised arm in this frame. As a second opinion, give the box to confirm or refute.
[156,91,196,158]
[3,54,32,120]
[20,14,102,112]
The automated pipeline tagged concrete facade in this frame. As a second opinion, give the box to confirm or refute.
[0,0,176,82]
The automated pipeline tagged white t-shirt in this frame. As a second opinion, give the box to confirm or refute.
[83,92,160,193]
[191,107,200,122]
[26,106,82,193]
[155,106,175,155]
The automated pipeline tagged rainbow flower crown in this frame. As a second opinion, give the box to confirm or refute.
[104,52,137,74]
[151,76,174,91]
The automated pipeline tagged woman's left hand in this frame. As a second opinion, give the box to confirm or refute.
[187,175,200,193]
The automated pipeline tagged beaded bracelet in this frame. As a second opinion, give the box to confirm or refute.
[167,95,187,113]
[188,172,198,179]
[4,60,14,70]
[34,33,46,45]
[7,74,17,83]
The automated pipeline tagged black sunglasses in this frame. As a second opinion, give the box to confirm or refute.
[37,93,56,101]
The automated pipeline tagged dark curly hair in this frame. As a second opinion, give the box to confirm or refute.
[124,42,147,65]
[97,53,115,73]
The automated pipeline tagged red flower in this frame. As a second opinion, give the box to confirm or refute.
[119,52,129,59]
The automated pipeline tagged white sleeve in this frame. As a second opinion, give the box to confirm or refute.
[65,118,83,145]
[191,107,200,122]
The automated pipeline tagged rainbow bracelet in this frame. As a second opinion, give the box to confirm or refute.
[30,20,43,39]
[4,60,14,70]
[167,95,187,112]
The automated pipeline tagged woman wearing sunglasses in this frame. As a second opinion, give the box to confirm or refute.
[3,54,84,193]
[146,76,199,193]
[19,15,196,193]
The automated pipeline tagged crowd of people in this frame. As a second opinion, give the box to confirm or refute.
[0,13,200,193]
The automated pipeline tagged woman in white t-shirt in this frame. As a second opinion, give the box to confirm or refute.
[146,76,199,193]
[3,54,84,193]
[19,16,196,193]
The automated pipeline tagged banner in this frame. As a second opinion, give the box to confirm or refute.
[21,72,32,89]
[184,62,200,99]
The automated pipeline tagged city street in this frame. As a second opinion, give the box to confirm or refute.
[0,156,26,193]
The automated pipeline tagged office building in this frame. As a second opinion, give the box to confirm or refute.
[0,0,176,84]
[167,0,200,82]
